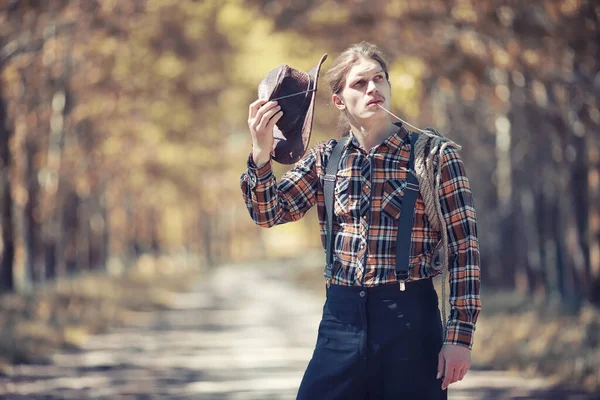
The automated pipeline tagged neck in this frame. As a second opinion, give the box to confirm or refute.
[349,117,398,151]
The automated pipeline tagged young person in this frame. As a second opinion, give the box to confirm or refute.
[240,41,481,399]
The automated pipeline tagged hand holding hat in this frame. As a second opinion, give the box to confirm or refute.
[248,99,281,167]
[250,54,328,165]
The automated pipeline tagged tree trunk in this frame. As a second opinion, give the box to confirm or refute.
[200,207,215,267]
[24,141,43,284]
[101,193,110,270]
[63,190,79,276]
[76,194,91,273]
[88,193,108,271]
[586,134,600,306]
[42,89,69,280]
[0,91,15,292]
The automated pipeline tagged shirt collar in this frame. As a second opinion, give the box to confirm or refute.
[384,122,410,149]
[347,122,409,152]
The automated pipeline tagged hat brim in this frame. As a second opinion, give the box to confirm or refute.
[271,54,328,164]
[258,65,287,101]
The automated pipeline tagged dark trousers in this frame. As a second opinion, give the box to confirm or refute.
[297,279,447,400]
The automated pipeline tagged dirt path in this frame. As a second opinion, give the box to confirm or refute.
[0,263,597,399]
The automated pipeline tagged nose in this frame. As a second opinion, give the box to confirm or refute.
[366,79,378,94]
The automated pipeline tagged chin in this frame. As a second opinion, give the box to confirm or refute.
[368,107,385,116]
[359,112,386,124]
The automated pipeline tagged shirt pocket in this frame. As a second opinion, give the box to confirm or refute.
[333,176,351,216]
[319,173,352,218]
[381,178,407,220]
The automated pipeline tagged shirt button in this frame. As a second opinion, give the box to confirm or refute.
[359,291,366,297]
[360,243,365,250]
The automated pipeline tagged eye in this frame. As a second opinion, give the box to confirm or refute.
[375,74,384,81]
[354,79,365,87]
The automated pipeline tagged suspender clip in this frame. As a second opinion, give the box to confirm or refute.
[323,174,336,182]
[325,277,331,288]
[405,181,419,192]
[396,271,409,292]
[405,170,419,192]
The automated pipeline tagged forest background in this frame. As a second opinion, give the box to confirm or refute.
[1,0,599,393]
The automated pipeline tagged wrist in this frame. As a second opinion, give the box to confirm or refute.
[252,148,271,168]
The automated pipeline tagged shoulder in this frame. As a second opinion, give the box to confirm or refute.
[412,130,460,158]
[315,138,338,152]
[419,131,462,166]
[413,132,464,174]
[437,143,468,179]
[440,144,462,161]
[290,139,336,172]
[302,137,351,173]
[307,138,340,160]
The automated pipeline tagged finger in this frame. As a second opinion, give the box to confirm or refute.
[442,361,453,390]
[458,365,469,381]
[255,101,278,120]
[450,365,461,385]
[252,101,279,130]
[266,110,284,131]
[250,102,277,132]
[257,104,282,131]
[436,352,444,380]
[249,99,267,119]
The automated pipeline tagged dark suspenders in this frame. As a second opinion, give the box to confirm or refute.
[395,132,420,290]
[323,132,421,291]
[323,135,351,286]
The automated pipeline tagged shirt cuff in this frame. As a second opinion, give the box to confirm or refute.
[246,152,274,187]
[443,320,476,350]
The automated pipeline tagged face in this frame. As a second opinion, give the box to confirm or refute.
[332,57,391,124]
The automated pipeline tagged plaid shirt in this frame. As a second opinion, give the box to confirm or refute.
[240,124,481,349]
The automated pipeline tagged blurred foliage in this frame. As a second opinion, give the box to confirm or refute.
[0,0,598,295]
[0,0,599,390]
[473,294,600,390]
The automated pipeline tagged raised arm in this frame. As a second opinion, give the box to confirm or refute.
[240,98,320,227]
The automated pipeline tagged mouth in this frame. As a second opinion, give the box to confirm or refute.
[367,98,385,106]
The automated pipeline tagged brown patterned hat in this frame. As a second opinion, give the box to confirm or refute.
[258,54,328,164]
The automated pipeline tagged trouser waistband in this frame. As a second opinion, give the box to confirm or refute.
[326,278,435,302]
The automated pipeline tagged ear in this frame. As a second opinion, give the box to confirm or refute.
[332,94,345,110]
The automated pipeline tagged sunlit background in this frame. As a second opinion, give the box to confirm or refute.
[0,0,599,398]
